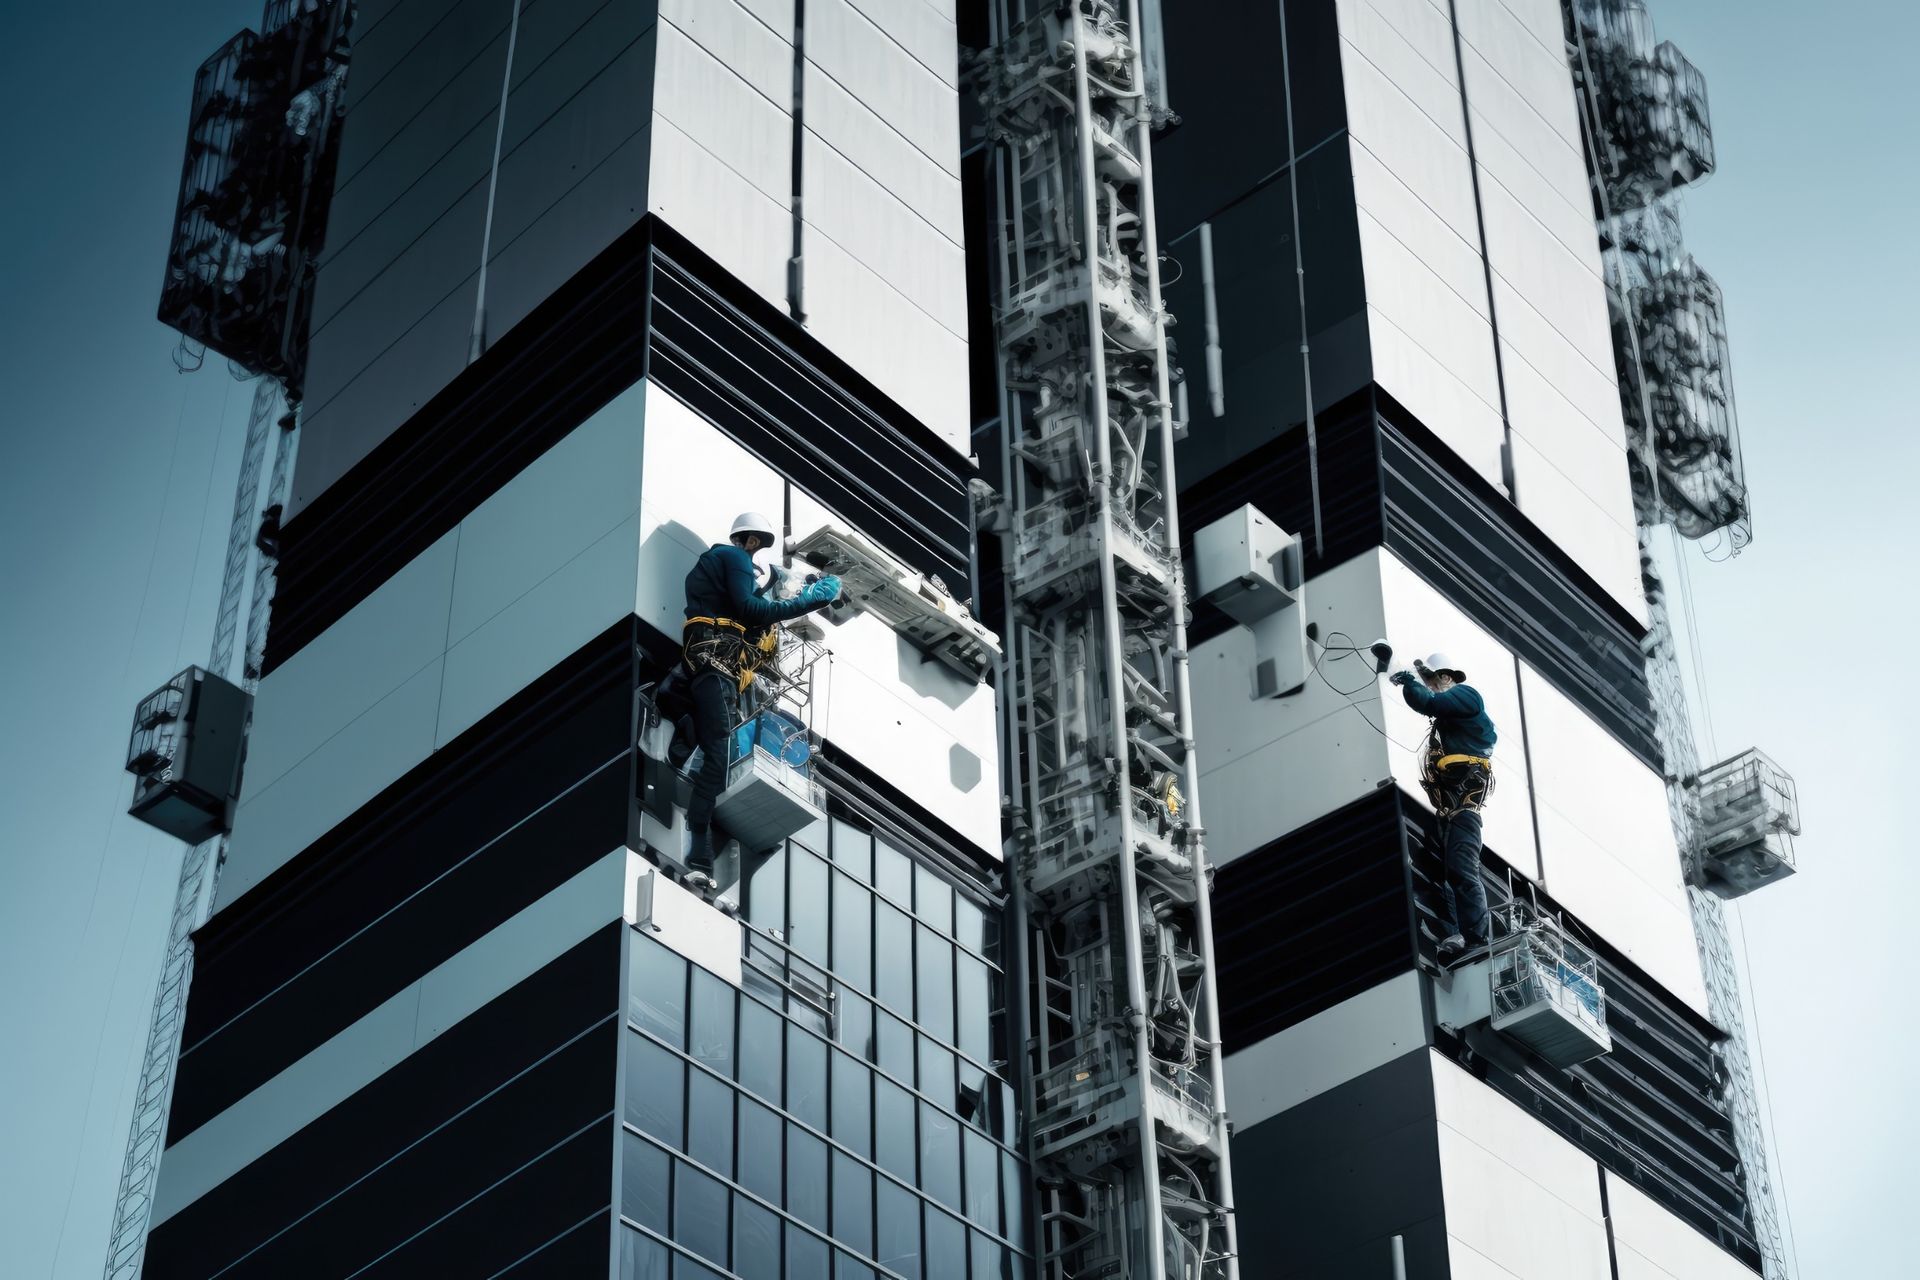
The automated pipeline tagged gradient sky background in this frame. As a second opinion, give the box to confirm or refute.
[0,0,1911,1275]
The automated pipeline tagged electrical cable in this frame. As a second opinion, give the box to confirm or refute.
[1308,631,1411,749]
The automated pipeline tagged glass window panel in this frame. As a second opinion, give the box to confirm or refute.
[877,1011,915,1084]
[787,1125,830,1231]
[969,1232,1007,1280]
[788,1023,828,1130]
[625,1034,684,1147]
[787,1225,830,1280]
[875,1077,917,1182]
[791,851,831,968]
[953,895,989,957]
[919,1102,962,1211]
[874,836,913,905]
[689,969,737,1076]
[877,1179,924,1280]
[631,939,688,1050]
[674,1162,731,1268]
[924,1205,968,1280]
[838,988,874,1062]
[955,954,991,1066]
[832,1149,874,1254]
[621,1130,670,1233]
[955,1061,989,1131]
[735,1195,782,1279]
[686,1069,735,1178]
[996,1081,1017,1147]
[748,843,787,935]
[917,1036,955,1112]
[832,873,873,991]
[830,815,872,879]
[831,1049,873,1158]
[739,1096,784,1204]
[963,1129,1000,1233]
[916,928,955,1042]
[837,1254,877,1280]
[794,814,830,859]
[914,864,953,934]
[1001,1151,1027,1248]
[739,996,784,1104]
[875,902,913,1014]
[620,1227,670,1280]
[675,1258,725,1280]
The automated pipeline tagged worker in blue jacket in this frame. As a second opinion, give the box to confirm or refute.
[1391,652,1497,966]
[679,512,841,885]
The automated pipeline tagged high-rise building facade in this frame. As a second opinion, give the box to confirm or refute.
[1149,0,1792,1277]
[138,1,1025,1277]
[120,1,1793,1278]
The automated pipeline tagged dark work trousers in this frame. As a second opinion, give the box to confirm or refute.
[685,668,737,871]
[1437,808,1490,947]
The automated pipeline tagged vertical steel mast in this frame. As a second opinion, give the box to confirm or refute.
[978,3,1238,1276]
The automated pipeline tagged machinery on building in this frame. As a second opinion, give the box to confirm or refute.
[157,0,353,393]
[1569,2,1800,1273]
[1435,899,1615,1071]
[1691,748,1800,899]
[107,5,354,1274]
[975,3,1237,1275]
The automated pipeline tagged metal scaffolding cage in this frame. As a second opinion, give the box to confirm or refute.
[1692,748,1800,898]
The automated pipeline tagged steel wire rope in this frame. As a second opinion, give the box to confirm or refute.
[49,379,195,1272]
[1733,899,1804,1278]
[172,375,235,667]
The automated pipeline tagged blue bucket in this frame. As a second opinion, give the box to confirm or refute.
[735,710,810,771]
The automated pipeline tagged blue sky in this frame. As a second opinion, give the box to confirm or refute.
[0,0,1910,1275]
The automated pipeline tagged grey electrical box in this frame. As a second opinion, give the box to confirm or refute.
[1193,505,1307,697]
[126,667,250,844]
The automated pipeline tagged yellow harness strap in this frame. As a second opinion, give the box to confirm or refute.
[684,616,746,633]
[1435,753,1493,770]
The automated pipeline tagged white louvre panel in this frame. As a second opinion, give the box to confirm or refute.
[790,522,1001,680]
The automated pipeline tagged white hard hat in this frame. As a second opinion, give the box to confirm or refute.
[1420,652,1466,682]
[730,511,776,544]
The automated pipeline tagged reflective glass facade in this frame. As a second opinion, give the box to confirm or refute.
[621,814,1030,1280]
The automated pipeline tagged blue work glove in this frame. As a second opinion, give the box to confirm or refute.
[802,575,843,607]
[1388,669,1413,687]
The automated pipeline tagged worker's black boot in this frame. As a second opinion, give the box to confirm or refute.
[1436,934,1466,967]
[685,827,716,893]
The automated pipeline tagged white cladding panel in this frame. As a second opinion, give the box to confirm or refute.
[797,222,970,451]
[647,114,790,305]
[1432,1054,1612,1280]
[222,390,650,912]
[1378,554,1540,878]
[637,384,1000,854]
[1225,973,1426,1128]
[1453,0,1644,610]
[652,18,792,210]
[807,0,959,177]
[1342,14,1510,488]
[797,1,968,453]
[804,62,963,244]
[802,133,966,336]
[1606,1173,1760,1280]
[1191,552,1392,865]
[1520,665,1708,1014]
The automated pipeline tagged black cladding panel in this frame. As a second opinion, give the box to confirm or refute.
[1232,1051,1450,1279]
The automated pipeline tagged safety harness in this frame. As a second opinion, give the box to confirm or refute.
[1420,723,1495,818]
[682,616,779,693]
